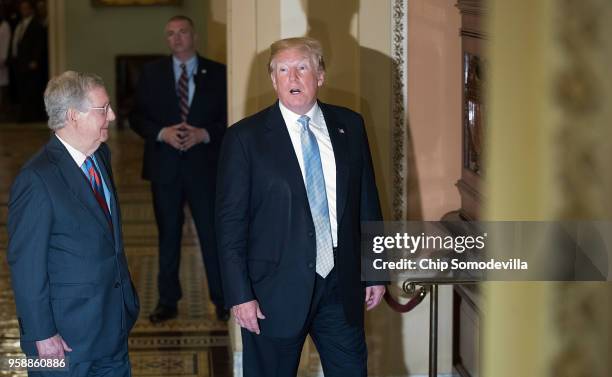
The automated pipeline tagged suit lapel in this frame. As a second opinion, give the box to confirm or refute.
[264,103,312,220]
[164,57,181,120]
[189,56,208,116]
[319,102,349,225]
[46,136,114,244]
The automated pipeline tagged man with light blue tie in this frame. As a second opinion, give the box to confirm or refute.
[7,71,139,376]
[216,37,386,377]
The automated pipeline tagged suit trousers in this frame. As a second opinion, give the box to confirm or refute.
[151,168,224,308]
[241,268,368,377]
[29,349,131,377]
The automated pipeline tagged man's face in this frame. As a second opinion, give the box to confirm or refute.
[270,48,324,115]
[165,20,196,56]
[75,87,115,152]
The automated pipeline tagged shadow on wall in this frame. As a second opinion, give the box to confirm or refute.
[202,0,226,64]
[242,0,421,375]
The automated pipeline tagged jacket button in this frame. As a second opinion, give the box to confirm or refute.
[114,282,120,288]
[308,262,314,268]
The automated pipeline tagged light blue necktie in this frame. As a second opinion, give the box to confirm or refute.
[298,115,334,278]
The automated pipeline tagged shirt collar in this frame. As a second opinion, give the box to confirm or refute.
[173,55,198,75]
[278,101,325,130]
[55,133,87,167]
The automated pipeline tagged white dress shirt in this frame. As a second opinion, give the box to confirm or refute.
[278,101,338,247]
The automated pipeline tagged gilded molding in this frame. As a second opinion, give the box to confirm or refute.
[391,0,408,220]
[553,0,608,219]
[552,1,612,376]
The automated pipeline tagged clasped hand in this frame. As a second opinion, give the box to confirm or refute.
[161,123,210,151]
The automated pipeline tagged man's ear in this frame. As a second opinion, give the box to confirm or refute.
[270,73,278,91]
[317,70,325,87]
[66,108,80,125]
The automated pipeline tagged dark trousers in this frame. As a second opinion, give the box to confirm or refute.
[242,269,368,377]
[29,350,131,377]
[151,171,224,308]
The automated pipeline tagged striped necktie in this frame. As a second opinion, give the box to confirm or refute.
[298,115,334,278]
[82,156,112,228]
[178,63,189,122]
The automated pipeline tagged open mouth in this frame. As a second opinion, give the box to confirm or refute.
[289,88,302,94]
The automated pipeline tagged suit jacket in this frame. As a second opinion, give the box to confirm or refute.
[12,17,45,74]
[130,55,227,185]
[7,136,140,363]
[216,101,382,338]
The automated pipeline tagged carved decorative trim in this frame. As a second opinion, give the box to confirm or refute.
[552,0,611,376]
[391,0,408,220]
[553,0,607,219]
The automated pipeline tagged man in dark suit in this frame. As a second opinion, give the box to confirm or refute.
[7,71,139,376]
[216,37,386,377]
[10,0,46,122]
[130,15,228,323]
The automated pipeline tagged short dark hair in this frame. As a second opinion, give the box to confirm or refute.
[167,15,194,28]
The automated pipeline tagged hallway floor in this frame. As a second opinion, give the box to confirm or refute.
[0,123,230,377]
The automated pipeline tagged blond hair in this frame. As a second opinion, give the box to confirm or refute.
[268,37,326,74]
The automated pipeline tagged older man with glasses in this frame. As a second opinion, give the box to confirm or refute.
[7,71,139,377]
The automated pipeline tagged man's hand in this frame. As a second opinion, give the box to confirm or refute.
[35,334,72,358]
[160,123,187,150]
[180,123,210,151]
[365,285,386,311]
[231,300,266,335]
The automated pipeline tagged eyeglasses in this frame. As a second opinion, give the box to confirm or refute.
[89,103,112,117]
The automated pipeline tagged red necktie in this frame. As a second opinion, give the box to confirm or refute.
[83,156,112,229]
[178,63,189,122]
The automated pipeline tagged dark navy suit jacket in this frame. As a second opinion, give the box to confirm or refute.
[216,101,382,338]
[7,136,140,362]
[130,55,227,185]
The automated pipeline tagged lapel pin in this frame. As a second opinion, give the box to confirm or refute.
[201,69,207,74]
[338,128,345,134]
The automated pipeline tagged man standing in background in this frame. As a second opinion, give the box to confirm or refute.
[130,15,228,323]
[0,8,11,120]
[10,0,46,122]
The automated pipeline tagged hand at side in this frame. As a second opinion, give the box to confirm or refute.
[35,334,72,358]
[231,300,266,335]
